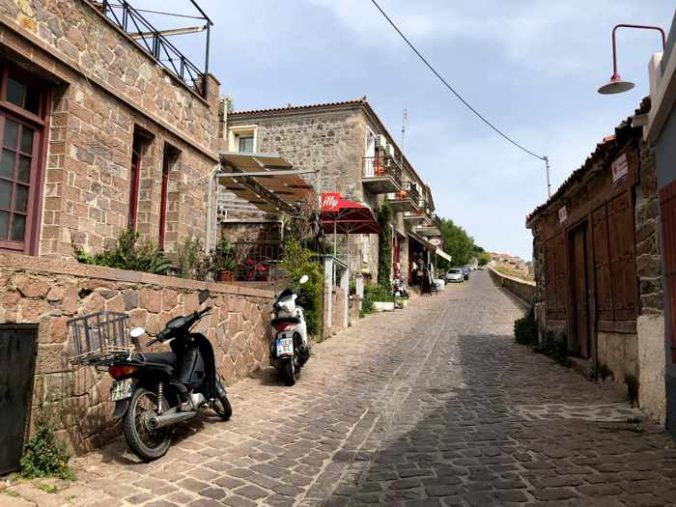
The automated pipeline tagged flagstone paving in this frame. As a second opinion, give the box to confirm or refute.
[3,271,675,506]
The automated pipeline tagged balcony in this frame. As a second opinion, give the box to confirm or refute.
[97,0,212,97]
[362,155,403,194]
[387,182,421,212]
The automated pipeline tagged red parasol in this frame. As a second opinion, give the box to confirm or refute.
[320,198,380,235]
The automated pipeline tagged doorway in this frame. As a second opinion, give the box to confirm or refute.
[569,223,591,359]
[0,324,38,474]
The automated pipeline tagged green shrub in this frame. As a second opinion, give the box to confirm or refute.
[175,236,212,281]
[362,283,394,316]
[20,411,75,481]
[280,239,324,337]
[514,309,538,346]
[74,230,170,275]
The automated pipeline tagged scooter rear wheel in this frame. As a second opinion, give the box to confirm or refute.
[122,387,172,462]
[282,359,296,386]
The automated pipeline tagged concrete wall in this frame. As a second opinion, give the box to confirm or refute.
[0,0,221,256]
[597,331,638,381]
[0,253,273,451]
[488,266,536,307]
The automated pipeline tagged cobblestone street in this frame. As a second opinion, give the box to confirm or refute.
[4,272,676,507]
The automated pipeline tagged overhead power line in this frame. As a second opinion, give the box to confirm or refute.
[368,0,546,162]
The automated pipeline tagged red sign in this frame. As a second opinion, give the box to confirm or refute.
[321,192,341,211]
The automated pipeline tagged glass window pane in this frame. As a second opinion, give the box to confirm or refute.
[3,120,18,148]
[0,211,8,239]
[6,78,25,108]
[14,185,28,213]
[25,86,40,115]
[239,136,254,153]
[0,149,15,178]
[17,156,30,183]
[10,213,25,242]
[20,128,34,154]
[0,179,11,208]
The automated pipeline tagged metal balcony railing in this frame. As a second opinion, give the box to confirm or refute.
[362,155,403,186]
[98,0,212,97]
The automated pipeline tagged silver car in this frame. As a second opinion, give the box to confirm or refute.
[445,268,464,283]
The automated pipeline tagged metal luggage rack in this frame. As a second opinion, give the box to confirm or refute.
[68,311,132,366]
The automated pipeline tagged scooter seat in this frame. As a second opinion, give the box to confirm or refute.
[144,351,177,366]
[272,316,301,325]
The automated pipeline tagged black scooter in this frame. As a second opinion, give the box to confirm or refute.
[108,290,231,461]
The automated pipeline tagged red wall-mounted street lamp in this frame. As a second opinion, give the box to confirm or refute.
[598,23,666,95]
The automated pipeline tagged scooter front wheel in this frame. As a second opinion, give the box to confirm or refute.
[213,396,232,420]
[122,387,172,462]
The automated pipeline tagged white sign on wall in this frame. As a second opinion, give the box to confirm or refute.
[558,205,568,224]
[429,237,442,246]
[612,153,629,183]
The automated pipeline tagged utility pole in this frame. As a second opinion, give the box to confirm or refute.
[544,155,552,198]
[401,108,408,150]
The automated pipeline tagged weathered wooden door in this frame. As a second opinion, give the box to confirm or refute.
[0,324,37,474]
[570,224,591,358]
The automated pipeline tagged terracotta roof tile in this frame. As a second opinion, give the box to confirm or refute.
[229,98,367,116]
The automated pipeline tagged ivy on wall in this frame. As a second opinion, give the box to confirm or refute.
[377,201,393,289]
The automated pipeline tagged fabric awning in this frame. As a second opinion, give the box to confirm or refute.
[217,152,315,213]
[320,199,380,235]
[408,232,437,252]
[435,249,452,263]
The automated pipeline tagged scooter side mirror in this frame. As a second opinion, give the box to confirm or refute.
[198,289,210,304]
[130,327,145,339]
[299,275,309,285]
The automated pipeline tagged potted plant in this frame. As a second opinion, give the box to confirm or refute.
[212,236,236,282]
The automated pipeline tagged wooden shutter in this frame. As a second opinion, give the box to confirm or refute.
[607,192,638,322]
[592,205,613,322]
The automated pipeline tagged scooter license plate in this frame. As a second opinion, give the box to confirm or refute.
[111,378,133,402]
[276,337,293,357]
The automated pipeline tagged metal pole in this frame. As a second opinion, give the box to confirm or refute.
[544,156,552,198]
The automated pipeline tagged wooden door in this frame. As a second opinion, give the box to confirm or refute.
[661,181,676,362]
[570,224,591,358]
[0,324,37,474]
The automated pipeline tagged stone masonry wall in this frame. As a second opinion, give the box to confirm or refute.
[635,139,666,423]
[0,0,221,256]
[0,253,273,452]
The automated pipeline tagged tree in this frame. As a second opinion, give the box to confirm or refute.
[478,252,491,266]
[438,218,475,267]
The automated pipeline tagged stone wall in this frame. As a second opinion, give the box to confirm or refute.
[0,0,221,256]
[635,139,667,423]
[488,266,536,307]
[0,253,273,451]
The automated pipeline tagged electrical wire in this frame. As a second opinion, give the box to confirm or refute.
[369,0,546,162]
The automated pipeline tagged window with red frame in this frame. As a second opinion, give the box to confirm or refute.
[0,65,48,254]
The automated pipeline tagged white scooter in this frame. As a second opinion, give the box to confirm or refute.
[270,275,310,386]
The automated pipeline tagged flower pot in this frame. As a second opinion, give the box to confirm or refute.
[217,271,234,282]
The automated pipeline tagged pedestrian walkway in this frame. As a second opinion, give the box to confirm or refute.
[3,272,675,506]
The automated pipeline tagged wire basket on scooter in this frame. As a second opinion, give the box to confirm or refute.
[68,311,131,366]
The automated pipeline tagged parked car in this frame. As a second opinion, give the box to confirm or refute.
[445,268,464,283]
[461,266,470,280]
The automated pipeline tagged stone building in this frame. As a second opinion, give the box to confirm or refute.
[644,11,676,437]
[526,100,666,424]
[0,0,275,471]
[222,99,439,283]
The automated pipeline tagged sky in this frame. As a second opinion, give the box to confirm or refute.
[140,0,674,259]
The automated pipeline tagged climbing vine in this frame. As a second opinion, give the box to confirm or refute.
[377,201,393,290]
